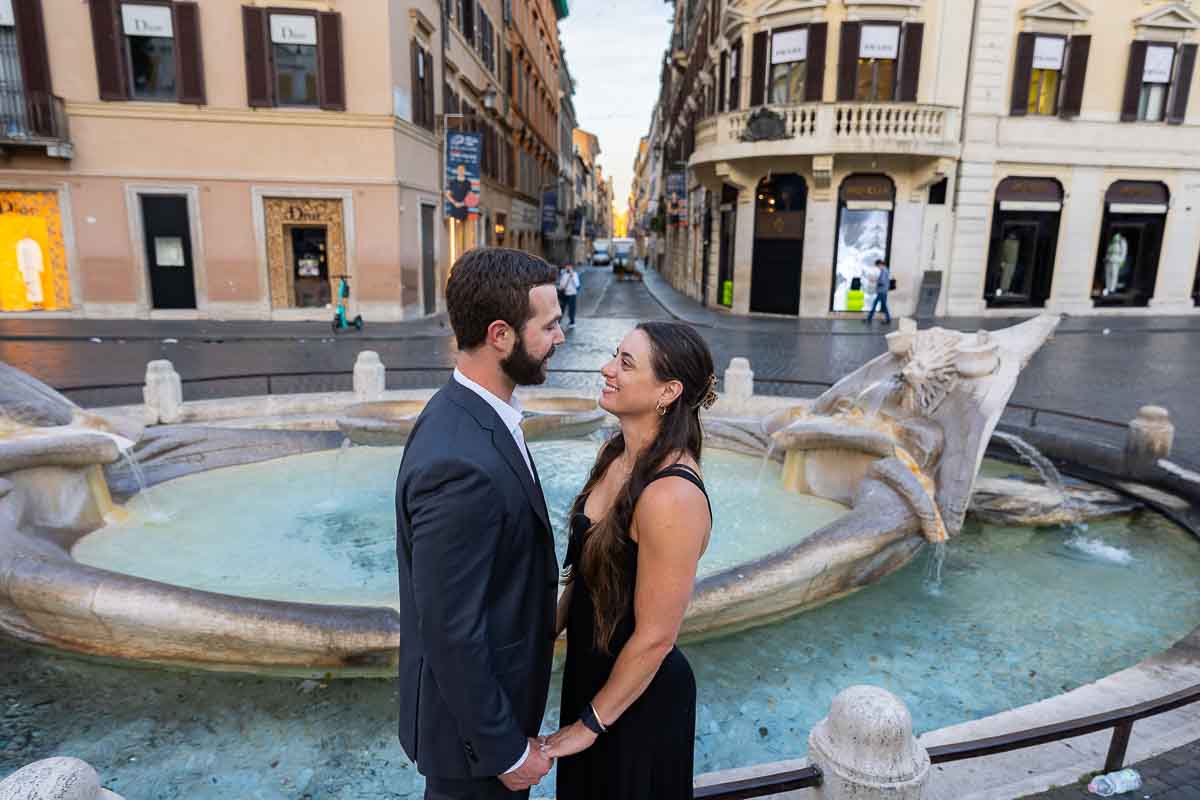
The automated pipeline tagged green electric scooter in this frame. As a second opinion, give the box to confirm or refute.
[331,275,363,333]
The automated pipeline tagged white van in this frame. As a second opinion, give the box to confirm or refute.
[591,239,612,266]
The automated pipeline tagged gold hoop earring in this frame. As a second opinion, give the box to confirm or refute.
[655,400,667,417]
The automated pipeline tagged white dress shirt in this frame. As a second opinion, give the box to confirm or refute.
[451,368,534,773]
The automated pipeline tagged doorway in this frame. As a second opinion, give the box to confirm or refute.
[288,226,330,308]
[751,174,807,315]
[701,192,713,306]
[716,184,738,308]
[263,197,346,310]
[984,177,1062,308]
[141,195,196,310]
[1092,182,1168,308]
[421,204,437,315]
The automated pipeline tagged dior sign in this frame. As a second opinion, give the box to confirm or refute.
[270,14,318,46]
[122,4,173,38]
[738,107,789,142]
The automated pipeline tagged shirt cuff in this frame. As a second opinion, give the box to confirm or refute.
[502,743,531,775]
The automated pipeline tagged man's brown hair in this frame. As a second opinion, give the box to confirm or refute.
[445,247,558,350]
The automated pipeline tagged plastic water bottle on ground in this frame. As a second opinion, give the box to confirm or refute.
[1087,768,1142,796]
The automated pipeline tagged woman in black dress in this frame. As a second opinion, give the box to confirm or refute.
[542,321,717,800]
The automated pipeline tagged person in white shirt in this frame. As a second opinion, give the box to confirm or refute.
[558,263,580,328]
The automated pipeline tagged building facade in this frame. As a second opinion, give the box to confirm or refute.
[642,0,1200,318]
[0,0,573,320]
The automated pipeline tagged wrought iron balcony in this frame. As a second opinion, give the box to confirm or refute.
[691,102,959,165]
[0,90,72,158]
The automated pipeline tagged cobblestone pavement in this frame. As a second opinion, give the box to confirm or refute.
[1020,739,1200,798]
[1,265,1198,465]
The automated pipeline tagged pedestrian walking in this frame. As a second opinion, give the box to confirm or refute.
[865,259,892,325]
[559,263,580,328]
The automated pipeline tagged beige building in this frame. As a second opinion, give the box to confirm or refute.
[648,0,1200,318]
[0,0,570,320]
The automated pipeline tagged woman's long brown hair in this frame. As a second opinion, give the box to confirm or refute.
[565,321,715,653]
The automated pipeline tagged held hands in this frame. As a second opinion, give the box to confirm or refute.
[539,720,599,759]
[498,738,554,792]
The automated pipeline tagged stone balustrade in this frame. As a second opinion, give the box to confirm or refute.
[690,101,959,164]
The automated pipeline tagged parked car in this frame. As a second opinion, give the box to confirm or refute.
[591,239,612,266]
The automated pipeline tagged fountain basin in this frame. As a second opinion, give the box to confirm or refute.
[337,396,608,447]
[0,418,934,675]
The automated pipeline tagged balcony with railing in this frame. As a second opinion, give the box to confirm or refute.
[690,102,959,166]
[0,90,72,159]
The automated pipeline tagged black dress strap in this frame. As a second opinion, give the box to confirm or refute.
[648,464,712,520]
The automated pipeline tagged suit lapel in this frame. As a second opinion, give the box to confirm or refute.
[491,426,552,535]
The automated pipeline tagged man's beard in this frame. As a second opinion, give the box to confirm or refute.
[501,334,554,386]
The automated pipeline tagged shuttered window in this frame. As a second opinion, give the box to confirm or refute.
[241,7,345,111]
[1011,33,1080,117]
[728,40,741,110]
[410,40,434,131]
[89,1,205,104]
[8,0,56,134]
[1122,41,1197,125]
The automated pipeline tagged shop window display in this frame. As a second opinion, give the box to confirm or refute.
[832,175,893,313]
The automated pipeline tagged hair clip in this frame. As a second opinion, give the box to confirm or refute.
[693,373,719,411]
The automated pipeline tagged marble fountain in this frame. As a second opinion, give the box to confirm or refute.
[0,314,1109,678]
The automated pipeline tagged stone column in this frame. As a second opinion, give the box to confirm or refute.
[1125,405,1174,479]
[1150,172,1200,313]
[808,686,931,800]
[353,351,386,402]
[732,190,757,314]
[143,360,183,425]
[1046,166,1104,315]
[723,357,754,400]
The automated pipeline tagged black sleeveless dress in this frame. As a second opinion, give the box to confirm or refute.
[556,465,711,800]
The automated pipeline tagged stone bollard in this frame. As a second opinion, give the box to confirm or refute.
[0,757,124,799]
[143,359,183,425]
[1125,405,1174,479]
[808,686,931,800]
[723,357,754,401]
[354,351,386,402]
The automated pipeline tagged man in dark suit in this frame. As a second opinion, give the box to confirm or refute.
[396,248,566,799]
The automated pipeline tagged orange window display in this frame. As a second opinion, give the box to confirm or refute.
[0,191,70,312]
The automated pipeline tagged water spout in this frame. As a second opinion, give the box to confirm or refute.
[992,431,1080,524]
[118,449,171,524]
[754,440,778,495]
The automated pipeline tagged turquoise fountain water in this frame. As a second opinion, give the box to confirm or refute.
[72,440,849,606]
[8,440,1200,799]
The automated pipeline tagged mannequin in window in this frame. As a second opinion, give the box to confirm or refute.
[16,236,45,305]
[1103,232,1128,296]
[998,232,1019,295]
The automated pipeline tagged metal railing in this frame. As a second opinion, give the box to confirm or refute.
[0,90,70,145]
[696,683,1200,799]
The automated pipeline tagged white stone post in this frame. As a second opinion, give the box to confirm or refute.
[808,686,931,800]
[143,359,183,425]
[354,351,386,402]
[723,357,754,401]
[0,756,125,799]
[1125,405,1174,479]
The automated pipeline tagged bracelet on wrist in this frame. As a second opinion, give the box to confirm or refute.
[579,702,607,735]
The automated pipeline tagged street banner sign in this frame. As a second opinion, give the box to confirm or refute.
[445,130,482,220]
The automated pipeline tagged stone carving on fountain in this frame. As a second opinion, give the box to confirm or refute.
[802,314,1064,537]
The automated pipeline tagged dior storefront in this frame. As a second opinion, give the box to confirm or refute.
[260,197,348,311]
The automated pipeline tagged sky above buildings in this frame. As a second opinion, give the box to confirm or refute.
[559,0,674,210]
